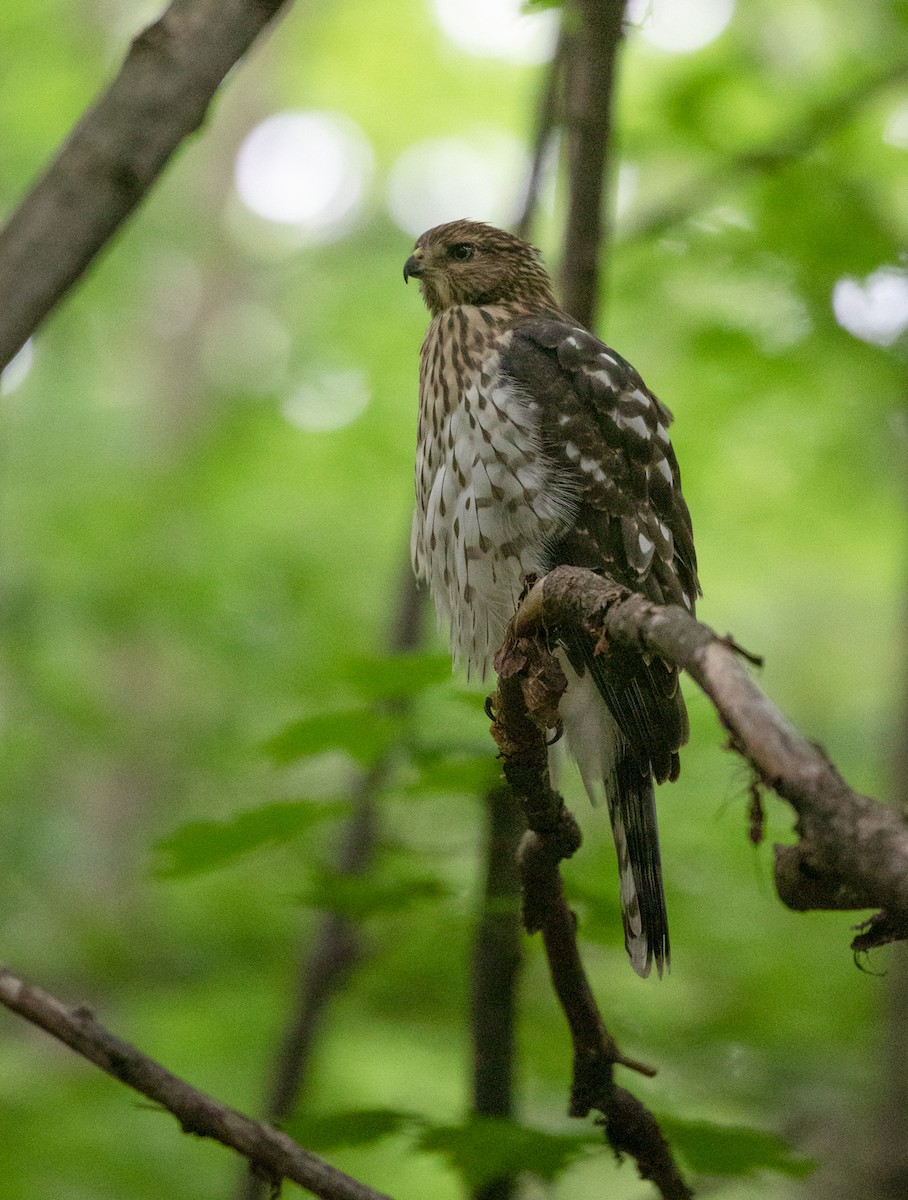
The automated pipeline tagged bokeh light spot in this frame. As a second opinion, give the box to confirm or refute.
[432,0,557,63]
[283,368,371,433]
[883,102,908,149]
[387,131,529,236]
[833,267,908,347]
[615,163,639,221]
[628,0,735,53]
[234,112,373,237]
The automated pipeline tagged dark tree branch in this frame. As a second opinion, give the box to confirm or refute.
[558,0,626,329]
[488,636,693,1200]
[469,785,524,1200]
[512,566,908,950]
[0,0,292,371]
[0,965,393,1200]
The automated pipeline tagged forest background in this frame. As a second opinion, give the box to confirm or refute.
[0,0,907,1197]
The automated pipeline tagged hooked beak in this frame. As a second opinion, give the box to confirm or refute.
[403,253,424,283]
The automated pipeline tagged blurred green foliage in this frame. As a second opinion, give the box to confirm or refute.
[0,1,906,1198]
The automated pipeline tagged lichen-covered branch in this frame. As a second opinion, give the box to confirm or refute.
[0,0,292,370]
[513,565,908,950]
[0,965,393,1200]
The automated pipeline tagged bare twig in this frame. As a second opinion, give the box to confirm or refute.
[0,965,393,1200]
[0,0,292,370]
[470,785,524,1200]
[559,0,627,329]
[515,566,908,949]
[488,639,693,1200]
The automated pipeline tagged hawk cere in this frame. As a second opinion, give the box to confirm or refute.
[404,220,699,978]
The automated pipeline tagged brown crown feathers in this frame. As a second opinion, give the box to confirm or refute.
[403,220,558,316]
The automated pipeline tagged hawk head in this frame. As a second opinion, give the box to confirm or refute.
[404,220,557,317]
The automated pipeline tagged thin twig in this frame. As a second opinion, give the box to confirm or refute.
[0,0,292,370]
[0,965,394,1200]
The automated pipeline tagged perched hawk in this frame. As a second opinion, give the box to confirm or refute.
[404,220,699,977]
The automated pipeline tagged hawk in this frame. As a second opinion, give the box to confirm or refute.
[404,220,699,977]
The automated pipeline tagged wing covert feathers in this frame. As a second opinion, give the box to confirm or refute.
[501,317,693,976]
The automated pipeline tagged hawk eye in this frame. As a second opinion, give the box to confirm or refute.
[449,243,475,262]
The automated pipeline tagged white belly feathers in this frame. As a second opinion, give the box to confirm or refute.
[411,311,576,674]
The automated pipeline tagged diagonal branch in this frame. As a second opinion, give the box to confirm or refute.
[0,0,293,370]
[0,964,394,1200]
[514,566,908,950]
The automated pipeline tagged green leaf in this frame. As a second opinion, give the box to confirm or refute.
[299,862,450,918]
[659,1116,816,1179]
[290,1109,419,1152]
[153,799,346,877]
[418,1117,595,1188]
[338,652,452,701]
[262,708,397,765]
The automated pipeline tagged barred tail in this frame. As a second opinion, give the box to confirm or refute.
[609,749,669,979]
[556,661,669,978]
